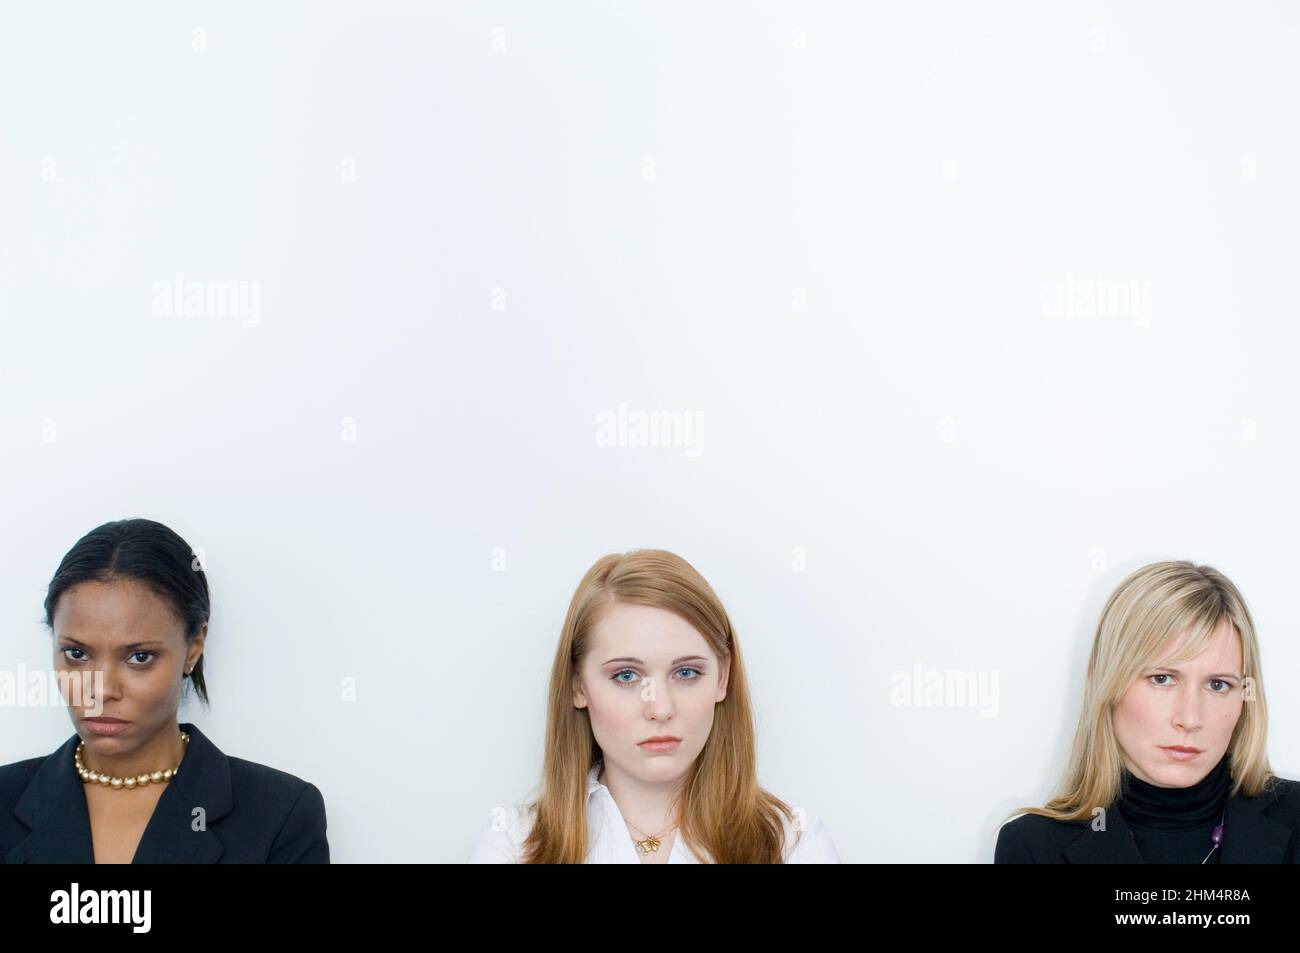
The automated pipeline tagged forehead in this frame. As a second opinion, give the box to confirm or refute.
[1154,617,1243,670]
[52,578,185,643]
[588,602,713,663]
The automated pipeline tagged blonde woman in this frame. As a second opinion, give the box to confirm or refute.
[470,549,839,863]
[996,560,1299,863]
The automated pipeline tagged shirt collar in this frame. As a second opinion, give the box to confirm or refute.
[587,763,605,798]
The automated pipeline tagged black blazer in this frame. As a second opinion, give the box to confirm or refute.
[995,777,1300,863]
[0,722,328,864]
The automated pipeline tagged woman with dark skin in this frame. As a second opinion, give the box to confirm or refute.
[0,518,328,864]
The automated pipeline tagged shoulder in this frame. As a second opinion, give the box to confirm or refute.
[1224,774,1300,829]
[224,756,329,863]
[225,755,327,823]
[1264,775,1300,799]
[469,801,537,863]
[183,724,324,814]
[0,756,47,827]
[994,811,1088,863]
[1258,775,1300,820]
[780,807,840,864]
[0,756,46,801]
[226,755,324,808]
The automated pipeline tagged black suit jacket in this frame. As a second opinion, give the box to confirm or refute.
[0,722,328,863]
[995,777,1300,863]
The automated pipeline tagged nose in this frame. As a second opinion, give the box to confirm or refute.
[82,662,124,711]
[640,674,677,720]
[1170,681,1204,734]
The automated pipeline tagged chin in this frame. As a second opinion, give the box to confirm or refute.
[637,756,682,775]
[1144,762,1206,787]
[79,727,139,749]
[80,732,130,747]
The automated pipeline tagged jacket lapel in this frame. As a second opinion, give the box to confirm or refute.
[130,722,232,863]
[1220,784,1291,864]
[5,722,233,865]
[1062,805,1145,864]
[5,733,95,864]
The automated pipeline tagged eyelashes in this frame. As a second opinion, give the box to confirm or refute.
[61,647,157,667]
[611,667,703,686]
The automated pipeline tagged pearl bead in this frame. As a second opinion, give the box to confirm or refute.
[110,778,123,789]
[123,777,136,789]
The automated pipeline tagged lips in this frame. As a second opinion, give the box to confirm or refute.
[1161,745,1202,753]
[638,735,682,754]
[82,716,131,737]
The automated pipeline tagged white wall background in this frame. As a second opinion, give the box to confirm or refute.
[1,1,1297,863]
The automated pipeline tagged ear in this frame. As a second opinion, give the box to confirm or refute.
[716,654,731,703]
[572,672,588,710]
[187,623,207,673]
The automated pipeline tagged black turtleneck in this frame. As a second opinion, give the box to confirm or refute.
[1115,753,1231,864]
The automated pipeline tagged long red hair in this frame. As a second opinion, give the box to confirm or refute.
[521,549,798,863]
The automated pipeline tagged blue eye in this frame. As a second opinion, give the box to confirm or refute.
[1209,679,1230,693]
[611,667,704,685]
[1149,674,1173,686]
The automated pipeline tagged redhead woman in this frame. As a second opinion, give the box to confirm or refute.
[996,560,1299,863]
[0,518,329,864]
[470,549,839,863]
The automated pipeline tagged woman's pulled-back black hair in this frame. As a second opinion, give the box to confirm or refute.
[44,518,210,706]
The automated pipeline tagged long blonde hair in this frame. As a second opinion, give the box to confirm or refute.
[1012,560,1274,823]
[520,549,798,863]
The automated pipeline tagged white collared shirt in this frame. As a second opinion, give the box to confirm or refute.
[470,764,840,863]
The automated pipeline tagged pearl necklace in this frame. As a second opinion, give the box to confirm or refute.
[75,731,189,790]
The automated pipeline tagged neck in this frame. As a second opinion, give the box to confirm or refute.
[599,761,684,837]
[1117,752,1232,831]
[84,723,187,780]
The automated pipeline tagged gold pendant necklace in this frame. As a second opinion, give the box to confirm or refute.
[75,731,189,790]
[627,820,677,854]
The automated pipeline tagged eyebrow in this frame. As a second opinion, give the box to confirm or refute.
[61,637,166,651]
[603,656,709,666]
[1150,666,1242,680]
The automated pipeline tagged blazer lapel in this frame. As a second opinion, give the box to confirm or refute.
[5,734,95,864]
[1220,784,1291,864]
[5,722,233,865]
[130,722,232,864]
[1062,805,1145,864]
